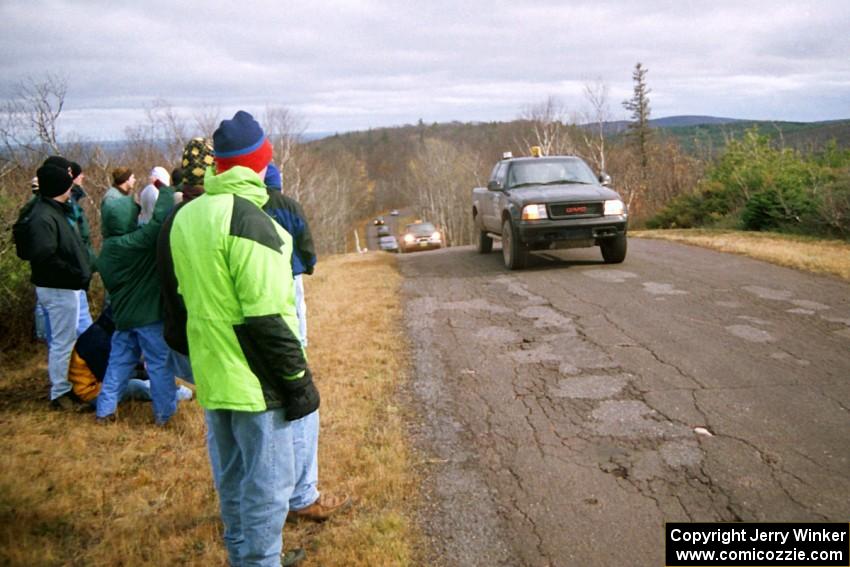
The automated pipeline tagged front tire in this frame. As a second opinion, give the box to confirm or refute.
[600,234,627,264]
[502,219,528,270]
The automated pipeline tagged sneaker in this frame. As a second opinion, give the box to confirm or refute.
[95,414,117,425]
[287,492,352,523]
[50,393,78,411]
[281,548,306,566]
[176,385,194,402]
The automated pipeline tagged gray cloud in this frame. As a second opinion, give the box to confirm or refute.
[1,0,848,139]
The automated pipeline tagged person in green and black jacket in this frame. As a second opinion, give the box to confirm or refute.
[166,111,315,566]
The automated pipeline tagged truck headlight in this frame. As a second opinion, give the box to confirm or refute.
[403,234,415,243]
[521,204,548,220]
[431,232,441,241]
[604,200,625,216]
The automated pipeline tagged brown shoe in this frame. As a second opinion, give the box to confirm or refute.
[287,493,352,523]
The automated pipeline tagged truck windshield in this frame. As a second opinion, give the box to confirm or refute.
[507,159,597,188]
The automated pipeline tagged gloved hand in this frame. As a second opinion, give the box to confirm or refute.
[283,379,320,421]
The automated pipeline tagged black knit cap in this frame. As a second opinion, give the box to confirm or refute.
[43,155,72,171]
[36,164,73,198]
[70,161,82,179]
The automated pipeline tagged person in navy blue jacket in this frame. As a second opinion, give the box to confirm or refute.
[262,164,316,345]
[263,162,351,523]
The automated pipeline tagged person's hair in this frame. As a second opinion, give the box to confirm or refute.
[171,167,184,186]
[112,167,133,187]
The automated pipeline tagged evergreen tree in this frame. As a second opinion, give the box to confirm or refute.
[622,62,652,175]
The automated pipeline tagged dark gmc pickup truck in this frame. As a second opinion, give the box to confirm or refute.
[471,154,628,270]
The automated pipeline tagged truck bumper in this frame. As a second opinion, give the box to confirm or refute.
[517,215,628,245]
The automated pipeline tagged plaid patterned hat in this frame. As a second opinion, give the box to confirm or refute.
[181,137,214,187]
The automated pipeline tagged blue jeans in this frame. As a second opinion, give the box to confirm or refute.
[35,290,92,347]
[289,410,320,510]
[96,322,177,424]
[294,275,307,348]
[121,378,153,401]
[206,409,295,567]
[168,349,194,384]
[36,287,92,399]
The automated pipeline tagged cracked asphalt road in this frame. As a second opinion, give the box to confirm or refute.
[401,238,850,567]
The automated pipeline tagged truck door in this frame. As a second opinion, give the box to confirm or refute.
[483,162,508,231]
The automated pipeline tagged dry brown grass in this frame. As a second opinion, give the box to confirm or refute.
[0,252,415,566]
[634,229,850,281]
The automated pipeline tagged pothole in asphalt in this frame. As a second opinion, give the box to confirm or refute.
[736,315,772,326]
[518,305,576,331]
[508,344,561,364]
[790,299,830,311]
[660,440,703,468]
[411,296,512,316]
[546,336,618,370]
[590,400,691,438]
[549,374,630,399]
[642,282,688,296]
[787,308,815,315]
[492,276,547,304]
[743,285,794,301]
[725,324,775,343]
[474,326,521,344]
[769,351,811,366]
[583,269,638,283]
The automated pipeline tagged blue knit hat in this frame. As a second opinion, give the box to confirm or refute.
[213,111,273,174]
[264,163,282,191]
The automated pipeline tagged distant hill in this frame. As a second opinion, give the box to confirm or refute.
[310,116,850,159]
[588,115,746,136]
[650,115,747,128]
[655,119,850,155]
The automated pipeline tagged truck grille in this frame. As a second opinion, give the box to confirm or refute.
[548,202,603,219]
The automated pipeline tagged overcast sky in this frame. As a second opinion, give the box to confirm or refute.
[1,0,848,140]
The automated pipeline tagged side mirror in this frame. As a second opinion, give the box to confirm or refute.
[599,173,612,186]
[487,180,503,191]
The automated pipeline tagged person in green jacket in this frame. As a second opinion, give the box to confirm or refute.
[167,111,317,566]
[95,185,180,425]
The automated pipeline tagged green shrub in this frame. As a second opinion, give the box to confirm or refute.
[0,237,36,353]
[741,186,818,231]
[646,181,738,229]
[649,128,849,239]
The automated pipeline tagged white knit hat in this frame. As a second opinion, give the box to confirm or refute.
[150,166,170,186]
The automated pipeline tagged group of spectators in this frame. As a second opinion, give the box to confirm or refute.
[13,111,348,566]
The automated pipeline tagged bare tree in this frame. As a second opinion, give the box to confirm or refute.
[409,138,478,246]
[146,99,188,161]
[0,74,69,175]
[265,108,305,165]
[581,79,611,174]
[20,73,68,154]
[193,104,221,139]
[519,96,576,156]
[265,106,307,200]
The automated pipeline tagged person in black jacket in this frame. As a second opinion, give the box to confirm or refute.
[13,161,93,410]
